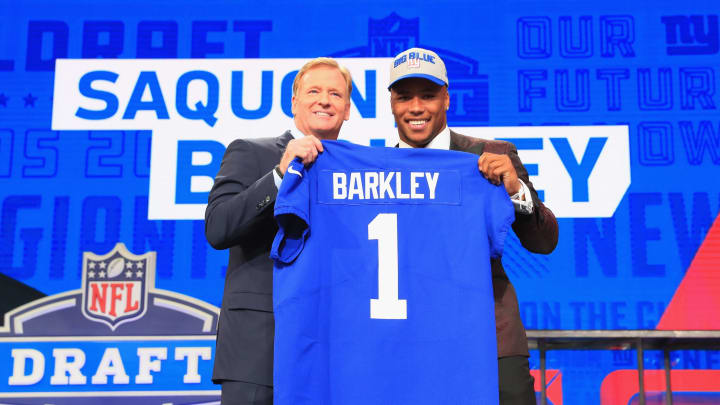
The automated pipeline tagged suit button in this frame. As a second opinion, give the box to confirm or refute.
[265,196,271,202]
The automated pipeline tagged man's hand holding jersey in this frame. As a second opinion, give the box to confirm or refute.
[477,152,522,198]
[279,136,325,175]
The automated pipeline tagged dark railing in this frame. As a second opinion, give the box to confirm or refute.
[526,330,720,405]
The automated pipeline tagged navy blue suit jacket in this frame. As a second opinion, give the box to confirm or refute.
[205,131,293,386]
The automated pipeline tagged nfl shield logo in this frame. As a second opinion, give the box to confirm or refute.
[81,243,154,330]
[368,13,419,56]
[407,57,420,68]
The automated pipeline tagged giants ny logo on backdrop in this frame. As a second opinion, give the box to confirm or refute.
[661,15,719,55]
[51,59,630,219]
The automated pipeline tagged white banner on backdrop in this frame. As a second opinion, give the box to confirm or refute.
[457,126,630,218]
[52,59,630,219]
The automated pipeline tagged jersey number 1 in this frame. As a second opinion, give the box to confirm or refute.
[368,213,408,320]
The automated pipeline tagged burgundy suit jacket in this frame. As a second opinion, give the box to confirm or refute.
[450,130,559,357]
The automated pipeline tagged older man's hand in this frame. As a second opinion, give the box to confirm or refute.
[279,135,324,174]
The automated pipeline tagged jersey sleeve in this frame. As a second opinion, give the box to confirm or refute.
[270,158,310,264]
[485,183,515,259]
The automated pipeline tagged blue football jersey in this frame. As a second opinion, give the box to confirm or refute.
[270,140,514,405]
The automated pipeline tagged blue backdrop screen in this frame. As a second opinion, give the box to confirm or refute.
[1,0,719,403]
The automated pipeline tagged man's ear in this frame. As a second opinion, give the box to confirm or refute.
[343,100,351,121]
[291,96,297,116]
[444,87,450,111]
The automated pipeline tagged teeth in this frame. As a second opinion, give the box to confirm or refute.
[409,120,427,125]
[315,112,330,117]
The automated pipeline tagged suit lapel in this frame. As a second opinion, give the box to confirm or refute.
[276,130,293,149]
[465,143,485,156]
[450,131,461,151]
[450,130,485,156]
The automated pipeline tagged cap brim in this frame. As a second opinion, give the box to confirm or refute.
[388,73,447,89]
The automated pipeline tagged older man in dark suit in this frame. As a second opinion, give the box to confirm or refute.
[205,57,352,405]
[388,47,559,404]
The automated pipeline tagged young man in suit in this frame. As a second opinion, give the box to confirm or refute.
[205,57,352,405]
[388,47,559,404]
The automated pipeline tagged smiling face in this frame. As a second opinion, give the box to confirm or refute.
[291,65,351,140]
[390,78,450,148]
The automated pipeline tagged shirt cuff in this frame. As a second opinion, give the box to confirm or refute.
[510,179,534,215]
